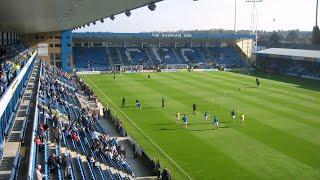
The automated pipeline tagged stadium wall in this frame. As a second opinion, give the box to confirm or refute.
[21,32,64,68]
[61,30,73,72]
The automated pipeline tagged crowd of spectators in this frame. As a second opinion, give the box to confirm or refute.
[35,62,135,178]
[34,61,173,179]
[0,44,28,97]
[256,57,320,78]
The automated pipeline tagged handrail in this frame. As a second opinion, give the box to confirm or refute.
[27,59,41,179]
[0,52,36,118]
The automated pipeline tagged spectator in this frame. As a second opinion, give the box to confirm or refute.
[161,167,171,180]
[53,126,62,145]
[71,131,79,142]
[36,165,46,180]
[92,131,100,141]
[34,136,44,152]
[155,160,161,178]
[61,155,71,178]
[47,154,59,173]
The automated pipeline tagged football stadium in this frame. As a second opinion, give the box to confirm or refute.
[0,0,320,180]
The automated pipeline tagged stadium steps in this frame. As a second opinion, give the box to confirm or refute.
[172,48,182,64]
[197,48,209,63]
[100,163,134,180]
[0,60,40,179]
[76,93,99,110]
[60,118,135,179]
[116,48,125,65]
[144,48,154,65]
[70,152,85,180]
[47,141,59,180]
[63,146,134,180]
[6,67,36,142]
[206,48,216,61]
[106,47,114,67]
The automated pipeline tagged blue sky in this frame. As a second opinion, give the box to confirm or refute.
[75,0,316,33]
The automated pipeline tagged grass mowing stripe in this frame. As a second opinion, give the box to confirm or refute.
[182,72,320,128]
[166,72,320,146]
[195,127,320,179]
[223,72,320,101]
[199,72,320,115]
[132,73,319,177]
[153,73,320,168]
[80,75,192,179]
[125,74,320,179]
[81,74,193,180]
[84,74,258,179]
[215,72,320,107]
[81,73,320,179]
[117,74,257,179]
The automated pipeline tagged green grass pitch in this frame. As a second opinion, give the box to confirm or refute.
[80,71,320,180]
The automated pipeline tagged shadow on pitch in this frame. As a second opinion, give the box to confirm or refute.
[245,86,259,89]
[142,106,162,110]
[159,128,180,131]
[152,123,175,126]
[188,128,215,132]
[235,71,320,92]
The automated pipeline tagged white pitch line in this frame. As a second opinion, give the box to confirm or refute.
[83,75,193,180]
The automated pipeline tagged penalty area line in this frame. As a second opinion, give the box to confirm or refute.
[83,75,193,180]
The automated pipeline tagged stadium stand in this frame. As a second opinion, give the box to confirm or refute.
[0,44,29,97]
[0,47,36,179]
[73,47,109,71]
[73,46,247,70]
[257,57,320,78]
[255,48,320,79]
[27,61,143,180]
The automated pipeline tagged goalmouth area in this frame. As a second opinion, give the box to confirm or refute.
[80,71,320,179]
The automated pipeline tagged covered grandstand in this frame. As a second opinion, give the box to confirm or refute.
[255,48,320,79]
[72,32,255,72]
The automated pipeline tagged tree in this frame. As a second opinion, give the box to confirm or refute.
[269,31,281,46]
[285,30,299,43]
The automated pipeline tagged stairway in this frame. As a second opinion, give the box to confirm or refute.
[206,48,215,62]
[197,48,208,63]
[61,146,134,180]
[106,47,114,67]
[1,59,39,180]
[144,48,153,65]
[116,48,124,65]
[172,48,182,64]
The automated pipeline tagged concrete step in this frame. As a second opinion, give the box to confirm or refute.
[62,148,134,179]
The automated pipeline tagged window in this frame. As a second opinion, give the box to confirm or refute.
[35,36,39,39]
[40,36,44,39]
[49,44,54,48]
[67,36,70,39]
[55,61,62,68]
[93,43,103,47]
[50,53,54,64]
[55,44,61,47]
[50,36,53,39]
[74,43,82,47]
[55,53,61,60]
[67,44,71,47]
[54,36,61,39]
